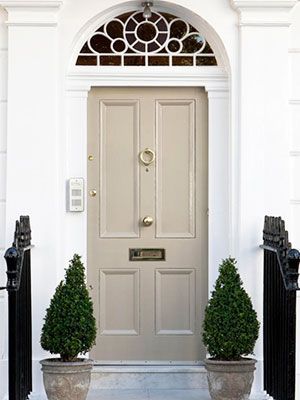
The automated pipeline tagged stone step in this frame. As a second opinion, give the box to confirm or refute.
[91,365,208,390]
[88,389,211,400]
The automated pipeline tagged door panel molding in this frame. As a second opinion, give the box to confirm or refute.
[156,99,196,238]
[155,269,196,335]
[99,269,140,336]
[99,99,140,238]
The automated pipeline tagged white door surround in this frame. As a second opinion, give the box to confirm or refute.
[65,1,231,295]
[65,70,230,294]
[62,2,234,289]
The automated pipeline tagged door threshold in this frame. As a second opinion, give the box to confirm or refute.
[93,360,204,366]
[90,364,208,390]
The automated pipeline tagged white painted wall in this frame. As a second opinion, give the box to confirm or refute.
[1,2,62,397]
[290,4,300,399]
[0,0,299,399]
[234,1,294,393]
[0,6,7,400]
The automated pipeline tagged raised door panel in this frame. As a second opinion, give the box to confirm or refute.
[156,100,195,238]
[99,100,140,238]
[99,269,140,335]
[155,269,195,335]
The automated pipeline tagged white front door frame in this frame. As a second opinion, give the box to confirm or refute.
[65,65,231,293]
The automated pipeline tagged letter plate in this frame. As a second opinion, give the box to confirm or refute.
[129,248,165,261]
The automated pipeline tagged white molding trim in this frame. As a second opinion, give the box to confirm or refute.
[231,0,297,27]
[0,1,63,8]
[0,0,63,26]
[289,199,300,205]
[67,67,229,92]
[289,48,300,54]
[5,21,57,26]
[239,21,291,26]
[231,0,297,9]
[289,151,300,157]
[289,99,300,105]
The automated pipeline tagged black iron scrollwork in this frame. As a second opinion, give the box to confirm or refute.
[262,216,300,291]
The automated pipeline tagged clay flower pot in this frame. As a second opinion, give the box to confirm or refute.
[205,358,256,400]
[40,358,93,400]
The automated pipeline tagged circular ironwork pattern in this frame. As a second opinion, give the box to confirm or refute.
[124,12,169,54]
[77,10,217,66]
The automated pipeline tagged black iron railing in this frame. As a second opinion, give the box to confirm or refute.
[261,216,300,400]
[0,216,32,400]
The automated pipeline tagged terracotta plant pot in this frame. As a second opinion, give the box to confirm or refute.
[40,358,93,400]
[205,358,256,400]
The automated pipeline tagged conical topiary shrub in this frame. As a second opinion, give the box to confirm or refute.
[41,254,97,362]
[202,258,259,360]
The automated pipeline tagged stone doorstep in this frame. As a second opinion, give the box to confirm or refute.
[87,389,271,400]
[87,389,211,400]
[91,365,208,390]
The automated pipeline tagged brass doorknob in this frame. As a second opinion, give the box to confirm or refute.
[142,216,154,227]
[139,148,155,166]
[89,189,97,197]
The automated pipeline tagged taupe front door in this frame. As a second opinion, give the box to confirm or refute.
[87,87,208,362]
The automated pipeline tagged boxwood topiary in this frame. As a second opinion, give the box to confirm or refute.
[41,254,97,362]
[202,258,259,361]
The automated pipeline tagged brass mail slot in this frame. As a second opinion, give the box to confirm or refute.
[129,248,166,261]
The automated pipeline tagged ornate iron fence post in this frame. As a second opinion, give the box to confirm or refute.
[5,247,20,400]
[261,216,299,400]
[3,216,32,400]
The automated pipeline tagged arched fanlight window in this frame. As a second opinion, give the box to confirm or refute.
[76,10,217,67]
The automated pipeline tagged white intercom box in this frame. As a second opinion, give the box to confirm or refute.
[67,178,84,212]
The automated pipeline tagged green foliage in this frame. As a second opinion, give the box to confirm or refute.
[41,254,97,362]
[202,258,259,361]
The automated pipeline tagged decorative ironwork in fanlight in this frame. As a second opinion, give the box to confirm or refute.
[76,11,217,67]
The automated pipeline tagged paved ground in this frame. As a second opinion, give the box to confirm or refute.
[87,389,211,400]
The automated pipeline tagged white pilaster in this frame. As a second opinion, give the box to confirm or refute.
[231,0,297,395]
[206,88,230,292]
[0,0,63,395]
[65,89,89,267]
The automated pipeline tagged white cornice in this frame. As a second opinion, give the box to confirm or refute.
[238,20,291,26]
[231,0,297,27]
[0,0,63,26]
[66,66,229,93]
[0,1,63,8]
[289,99,300,105]
[231,0,297,10]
